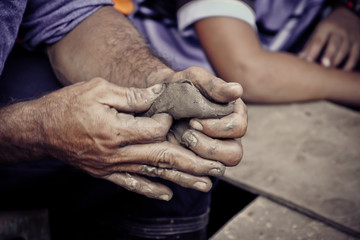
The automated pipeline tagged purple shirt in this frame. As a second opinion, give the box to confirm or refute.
[128,0,329,73]
[0,0,113,75]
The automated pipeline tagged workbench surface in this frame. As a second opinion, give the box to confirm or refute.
[214,101,360,239]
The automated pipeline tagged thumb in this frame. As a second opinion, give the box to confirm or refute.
[175,67,243,103]
[101,83,165,113]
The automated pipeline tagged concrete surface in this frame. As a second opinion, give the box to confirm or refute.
[211,197,358,240]
[222,101,360,237]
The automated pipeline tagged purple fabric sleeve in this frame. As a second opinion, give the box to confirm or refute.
[0,0,113,75]
[0,0,27,75]
[19,0,114,50]
[129,0,329,74]
[255,0,327,51]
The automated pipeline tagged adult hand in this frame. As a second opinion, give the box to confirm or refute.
[164,67,248,167]
[299,7,360,70]
[34,78,227,201]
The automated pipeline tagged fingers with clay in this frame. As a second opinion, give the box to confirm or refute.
[143,80,246,168]
[78,140,219,201]
[105,163,213,199]
[143,80,239,138]
[171,67,243,102]
[184,99,247,167]
[105,172,174,201]
[115,142,226,177]
[182,130,243,166]
[190,98,247,139]
[105,171,212,201]
[169,104,245,167]
[143,80,235,119]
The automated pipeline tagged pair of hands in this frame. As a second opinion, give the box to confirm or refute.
[299,6,360,70]
[35,67,247,201]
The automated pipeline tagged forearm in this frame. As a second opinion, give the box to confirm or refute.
[47,6,173,88]
[0,100,48,164]
[195,17,360,106]
[235,51,360,106]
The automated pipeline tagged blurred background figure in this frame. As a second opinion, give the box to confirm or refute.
[124,0,360,107]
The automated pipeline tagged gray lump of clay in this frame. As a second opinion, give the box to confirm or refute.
[143,80,234,120]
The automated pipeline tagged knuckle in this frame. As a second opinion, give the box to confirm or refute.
[90,77,107,85]
[182,68,196,81]
[84,166,107,178]
[226,142,243,166]
[187,66,205,74]
[152,147,174,168]
[241,115,248,133]
[222,116,247,138]
[88,77,109,92]
[142,165,167,178]
[183,66,210,80]
[156,168,167,178]
[183,130,198,147]
[125,87,147,110]
[236,123,247,138]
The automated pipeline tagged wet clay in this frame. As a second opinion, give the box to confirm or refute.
[170,119,191,145]
[144,80,234,145]
[143,80,234,120]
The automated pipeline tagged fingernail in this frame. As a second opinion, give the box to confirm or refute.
[321,57,331,67]
[159,194,171,201]
[190,120,203,131]
[150,84,164,94]
[183,131,198,147]
[226,82,240,87]
[226,82,242,93]
[193,182,209,191]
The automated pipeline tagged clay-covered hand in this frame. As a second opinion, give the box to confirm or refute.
[164,67,248,167]
[33,78,226,200]
[299,6,360,70]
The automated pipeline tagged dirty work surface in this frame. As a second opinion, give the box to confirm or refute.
[210,197,359,240]
[222,101,360,237]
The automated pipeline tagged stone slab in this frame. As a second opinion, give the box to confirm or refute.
[211,197,359,240]
[223,101,360,236]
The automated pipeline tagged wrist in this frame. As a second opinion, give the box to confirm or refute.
[0,100,49,163]
[145,68,175,87]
